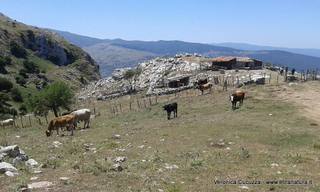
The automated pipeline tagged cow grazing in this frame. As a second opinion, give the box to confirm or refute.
[0,119,15,128]
[46,114,76,137]
[230,91,245,110]
[163,102,178,120]
[196,82,212,95]
[71,109,91,129]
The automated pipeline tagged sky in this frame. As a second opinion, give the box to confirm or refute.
[0,0,319,48]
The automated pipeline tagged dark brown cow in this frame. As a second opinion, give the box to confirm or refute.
[198,82,213,95]
[46,114,76,137]
[230,90,245,110]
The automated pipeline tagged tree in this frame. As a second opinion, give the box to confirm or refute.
[123,68,142,94]
[29,82,74,117]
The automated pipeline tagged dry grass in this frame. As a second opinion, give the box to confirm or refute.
[1,82,320,192]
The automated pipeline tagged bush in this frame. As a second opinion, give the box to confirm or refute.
[0,56,11,74]
[11,87,23,102]
[0,77,13,91]
[18,104,27,115]
[23,60,40,74]
[15,75,27,86]
[19,69,28,78]
[0,56,12,66]
[10,41,27,58]
[123,68,142,80]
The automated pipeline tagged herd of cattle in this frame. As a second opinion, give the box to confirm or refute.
[1,86,246,136]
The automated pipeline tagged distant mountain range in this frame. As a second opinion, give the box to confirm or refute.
[214,42,320,58]
[52,30,320,77]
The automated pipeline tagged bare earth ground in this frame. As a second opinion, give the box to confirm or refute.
[1,81,320,192]
[275,81,320,124]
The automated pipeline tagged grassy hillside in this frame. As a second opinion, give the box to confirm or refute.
[0,13,100,117]
[1,81,320,191]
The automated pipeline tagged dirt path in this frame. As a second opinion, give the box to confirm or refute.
[275,82,320,124]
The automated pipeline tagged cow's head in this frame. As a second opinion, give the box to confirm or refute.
[45,130,51,137]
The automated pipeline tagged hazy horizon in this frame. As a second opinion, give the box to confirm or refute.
[1,0,319,49]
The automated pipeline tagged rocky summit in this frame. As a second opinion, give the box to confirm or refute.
[79,54,269,100]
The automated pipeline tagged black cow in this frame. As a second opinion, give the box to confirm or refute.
[163,102,178,120]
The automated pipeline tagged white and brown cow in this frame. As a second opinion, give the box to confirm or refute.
[71,109,91,129]
[0,119,15,128]
[230,90,245,110]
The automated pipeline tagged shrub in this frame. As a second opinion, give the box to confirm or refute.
[15,75,27,86]
[0,77,13,91]
[19,104,27,115]
[10,41,27,58]
[0,56,11,74]
[19,69,28,78]
[23,60,40,74]
[124,68,142,80]
[11,87,23,102]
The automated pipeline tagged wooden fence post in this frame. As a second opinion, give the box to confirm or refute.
[20,116,24,128]
[28,115,32,127]
[269,73,271,84]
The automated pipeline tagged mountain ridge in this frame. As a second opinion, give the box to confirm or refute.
[51,30,320,77]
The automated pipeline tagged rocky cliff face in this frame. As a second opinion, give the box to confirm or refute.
[0,13,100,84]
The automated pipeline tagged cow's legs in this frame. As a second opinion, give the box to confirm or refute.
[56,127,59,136]
[174,109,177,118]
[70,124,74,136]
[86,120,90,128]
[232,102,236,110]
[167,112,171,120]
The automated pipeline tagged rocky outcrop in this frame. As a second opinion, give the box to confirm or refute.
[79,54,269,100]
[0,145,40,177]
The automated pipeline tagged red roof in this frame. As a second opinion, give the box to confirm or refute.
[212,56,236,62]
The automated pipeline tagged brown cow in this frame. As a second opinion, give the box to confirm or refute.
[198,82,213,95]
[46,114,76,137]
[230,90,245,110]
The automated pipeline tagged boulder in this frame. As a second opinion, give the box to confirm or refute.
[25,159,39,169]
[5,171,18,177]
[0,162,18,173]
[0,153,5,162]
[27,181,53,189]
[113,156,127,163]
[0,145,20,158]
[111,163,123,172]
